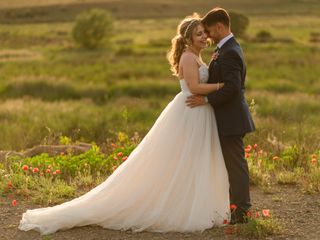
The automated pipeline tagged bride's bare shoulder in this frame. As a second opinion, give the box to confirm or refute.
[180,52,198,66]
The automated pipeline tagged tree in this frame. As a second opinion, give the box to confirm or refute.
[229,12,249,38]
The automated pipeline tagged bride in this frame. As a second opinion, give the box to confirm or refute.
[18,13,230,235]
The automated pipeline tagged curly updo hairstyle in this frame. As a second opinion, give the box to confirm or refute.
[167,13,202,76]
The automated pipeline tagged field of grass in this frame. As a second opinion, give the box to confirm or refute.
[0,2,319,239]
[0,0,319,154]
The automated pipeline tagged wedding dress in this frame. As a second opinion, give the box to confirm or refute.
[18,62,230,235]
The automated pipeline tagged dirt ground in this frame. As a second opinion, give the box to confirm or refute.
[1,185,319,240]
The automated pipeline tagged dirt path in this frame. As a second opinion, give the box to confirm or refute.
[1,185,319,240]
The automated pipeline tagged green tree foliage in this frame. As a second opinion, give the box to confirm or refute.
[229,12,249,38]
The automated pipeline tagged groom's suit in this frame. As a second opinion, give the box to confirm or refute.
[207,36,255,212]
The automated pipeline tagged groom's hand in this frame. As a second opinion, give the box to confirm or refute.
[185,95,206,108]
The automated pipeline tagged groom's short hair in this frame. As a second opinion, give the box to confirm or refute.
[201,7,230,27]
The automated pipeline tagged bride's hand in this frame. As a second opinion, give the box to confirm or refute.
[218,82,224,90]
[211,52,219,61]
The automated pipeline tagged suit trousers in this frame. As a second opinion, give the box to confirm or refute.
[219,134,251,212]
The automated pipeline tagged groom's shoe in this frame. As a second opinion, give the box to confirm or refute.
[229,207,249,225]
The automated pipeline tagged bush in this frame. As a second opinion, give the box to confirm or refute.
[229,12,249,38]
[255,30,273,42]
[72,9,113,49]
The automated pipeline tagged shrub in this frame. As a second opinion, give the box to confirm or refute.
[255,30,273,42]
[72,9,113,49]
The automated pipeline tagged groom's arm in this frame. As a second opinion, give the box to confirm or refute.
[207,50,242,108]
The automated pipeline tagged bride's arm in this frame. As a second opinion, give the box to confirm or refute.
[180,54,223,95]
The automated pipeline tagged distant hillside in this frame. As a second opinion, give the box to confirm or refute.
[0,0,319,24]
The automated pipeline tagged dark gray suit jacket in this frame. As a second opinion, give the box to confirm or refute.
[207,37,255,136]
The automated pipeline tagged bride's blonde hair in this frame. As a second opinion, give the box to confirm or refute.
[167,13,202,76]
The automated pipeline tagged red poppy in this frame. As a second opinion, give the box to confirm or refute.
[223,219,228,224]
[111,143,116,148]
[113,156,118,161]
[22,165,29,171]
[255,211,260,218]
[55,169,61,174]
[46,169,51,174]
[122,156,128,161]
[230,204,237,211]
[12,199,17,207]
[262,209,270,217]
[253,144,258,149]
[7,181,13,188]
[117,152,123,157]
[40,173,44,176]
[33,168,39,173]
[245,153,250,158]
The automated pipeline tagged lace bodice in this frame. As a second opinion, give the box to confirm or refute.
[179,64,209,94]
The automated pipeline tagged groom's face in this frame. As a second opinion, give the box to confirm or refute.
[204,23,221,44]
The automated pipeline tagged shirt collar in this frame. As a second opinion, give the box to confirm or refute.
[217,32,234,49]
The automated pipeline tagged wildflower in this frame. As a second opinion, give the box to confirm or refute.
[46,169,51,174]
[223,219,228,224]
[253,144,258,149]
[113,156,118,161]
[55,169,61,174]
[33,168,39,173]
[262,209,270,217]
[273,156,279,161]
[230,204,237,211]
[258,150,263,155]
[47,165,52,169]
[246,145,252,152]
[7,181,13,188]
[53,171,57,175]
[12,199,17,207]
[22,165,29,171]
[40,173,44,176]
[246,210,253,218]
[112,166,117,171]
[117,152,123,157]
[111,143,116,148]
[245,153,250,158]
[255,211,260,218]
[122,156,128,161]
[311,158,317,164]
[60,152,65,156]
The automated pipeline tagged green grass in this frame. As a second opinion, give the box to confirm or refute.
[0,0,319,154]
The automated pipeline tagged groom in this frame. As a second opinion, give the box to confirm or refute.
[186,7,255,224]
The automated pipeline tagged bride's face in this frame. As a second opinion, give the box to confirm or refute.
[190,24,208,49]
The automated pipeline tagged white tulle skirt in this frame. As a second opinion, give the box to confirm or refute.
[18,92,230,235]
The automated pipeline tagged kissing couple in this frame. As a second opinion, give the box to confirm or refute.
[19,7,255,235]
